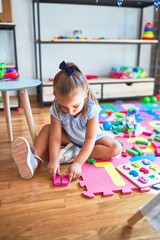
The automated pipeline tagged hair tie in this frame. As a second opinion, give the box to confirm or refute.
[59,61,75,76]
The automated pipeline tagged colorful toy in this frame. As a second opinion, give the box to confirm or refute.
[143,96,151,103]
[150,96,157,103]
[0,66,20,79]
[109,66,147,79]
[53,174,61,186]
[87,158,96,164]
[53,174,69,187]
[79,157,150,198]
[3,71,20,79]
[116,159,160,188]
[143,96,157,103]
[0,63,6,78]
[142,22,154,40]
[61,175,69,186]
[103,121,112,130]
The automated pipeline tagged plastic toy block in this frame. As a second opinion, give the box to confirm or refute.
[126,148,139,156]
[154,128,160,134]
[122,151,128,157]
[62,175,69,186]
[143,130,153,136]
[135,139,148,146]
[154,136,160,142]
[152,182,160,190]
[133,146,144,155]
[115,112,125,118]
[124,133,130,138]
[118,141,124,146]
[151,141,160,148]
[53,174,61,186]
[112,129,119,134]
[148,134,156,141]
[87,158,96,164]
[155,148,160,156]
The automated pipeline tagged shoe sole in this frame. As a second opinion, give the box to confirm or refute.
[12,137,33,179]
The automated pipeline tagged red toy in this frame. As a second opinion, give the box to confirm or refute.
[3,71,20,79]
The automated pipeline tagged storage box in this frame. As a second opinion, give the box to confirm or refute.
[0,0,13,22]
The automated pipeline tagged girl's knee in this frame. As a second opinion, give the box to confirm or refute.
[111,140,122,157]
[41,124,50,132]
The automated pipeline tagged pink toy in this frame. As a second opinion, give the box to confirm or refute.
[62,175,69,186]
[151,141,160,148]
[156,148,160,156]
[53,174,69,187]
[79,157,150,198]
[53,174,61,186]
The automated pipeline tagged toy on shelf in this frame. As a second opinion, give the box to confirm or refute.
[0,64,20,80]
[53,36,109,41]
[109,66,147,79]
[142,22,154,40]
[0,62,6,78]
[85,75,98,80]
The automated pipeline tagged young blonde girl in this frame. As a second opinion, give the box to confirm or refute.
[12,61,121,182]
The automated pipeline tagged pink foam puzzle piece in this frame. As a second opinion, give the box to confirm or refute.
[80,164,115,198]
[53,174,61,187]
[80,162,136,198]
[62,175,69,186]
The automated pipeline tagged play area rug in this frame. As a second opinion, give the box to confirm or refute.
[79,102,160,198]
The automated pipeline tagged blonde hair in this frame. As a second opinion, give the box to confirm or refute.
[53,62,98,116]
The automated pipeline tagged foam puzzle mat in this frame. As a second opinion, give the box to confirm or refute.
[79,102,160,198]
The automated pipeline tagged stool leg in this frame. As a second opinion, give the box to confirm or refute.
[127,210,144,227]
[2,91,13,142]
[19,89,36,143]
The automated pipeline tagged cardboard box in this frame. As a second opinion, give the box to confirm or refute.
[0,0,13,22]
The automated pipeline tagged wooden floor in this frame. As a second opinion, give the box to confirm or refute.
[0,96,160,240]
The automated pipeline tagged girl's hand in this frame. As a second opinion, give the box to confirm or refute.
[66,162,82,182]
[47,160,60,179]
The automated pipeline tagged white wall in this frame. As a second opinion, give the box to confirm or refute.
[0,0,154,96]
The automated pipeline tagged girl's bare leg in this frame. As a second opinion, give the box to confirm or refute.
[90,136,122,159]
[34,124,70,159]
[34,124,50,159]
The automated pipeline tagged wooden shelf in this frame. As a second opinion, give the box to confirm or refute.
[32,0,154,8]
[42,77,155,86]
[33,0,159,105]
[0,22,15,30]
[38,39,158,44]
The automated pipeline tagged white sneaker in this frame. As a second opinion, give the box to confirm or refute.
[59,143,81,164]
[12,137,38,179]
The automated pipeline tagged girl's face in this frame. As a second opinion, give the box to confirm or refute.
[55,89,87,116]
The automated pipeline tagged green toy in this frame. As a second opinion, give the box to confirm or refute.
[0,63,6,78]
[135,139,148,146]
[150,96,157,103]
[143,96,150,103]
[87,158,96,164]
[126,148,139,156]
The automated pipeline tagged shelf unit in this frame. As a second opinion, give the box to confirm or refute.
[32,0,160,105]
[0,23,19,108]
